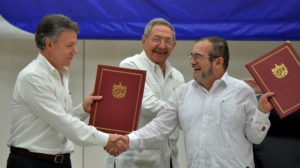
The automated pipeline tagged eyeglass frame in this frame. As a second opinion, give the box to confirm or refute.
[148,36,175,46]
[188,53,212,61]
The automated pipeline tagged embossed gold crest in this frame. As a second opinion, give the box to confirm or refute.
[271,63,288,78]
[112,82,127,98]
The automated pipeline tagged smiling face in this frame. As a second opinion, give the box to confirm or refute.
[190,40,215,85]
[142,25,176,69]
[44,30,78,71]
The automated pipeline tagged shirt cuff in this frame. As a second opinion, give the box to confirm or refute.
[254,109,271,131]
[256,109,270,119]
[128,132,138,149]
[96,131,109,146]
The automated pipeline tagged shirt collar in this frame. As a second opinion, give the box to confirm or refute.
[218,71,229,87]
[37,53,69,76]
[192,71,229,88]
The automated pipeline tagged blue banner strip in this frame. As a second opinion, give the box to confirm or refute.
[1,0,300,40]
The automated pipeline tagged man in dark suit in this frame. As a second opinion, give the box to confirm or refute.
[253,108,300,168]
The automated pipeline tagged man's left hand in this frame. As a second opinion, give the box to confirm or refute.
[258,92,275,113]
[82,92,102,112]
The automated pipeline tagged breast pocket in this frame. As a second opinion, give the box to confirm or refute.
[218,99,245,130]
[64,91,72,113]
[150,83,161,98]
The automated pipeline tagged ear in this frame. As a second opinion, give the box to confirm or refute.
[172,41,177,48]
[141,36,146,45]
[215,57,224,68]
[44,38,53,49]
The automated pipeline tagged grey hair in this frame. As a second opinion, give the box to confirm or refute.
[35,14,79,50]
[143,18,176,40]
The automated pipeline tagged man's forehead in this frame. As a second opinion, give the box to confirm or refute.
[149,25,174,36]
[56,30,77,41]
[193,40,212,51]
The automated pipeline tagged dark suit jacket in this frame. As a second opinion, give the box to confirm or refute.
[254,109,300,168]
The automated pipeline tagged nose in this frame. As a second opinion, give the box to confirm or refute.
[189,56,197,65]
[157,40,167,48]
[73,45,79,54]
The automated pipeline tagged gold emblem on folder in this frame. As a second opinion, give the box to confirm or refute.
[271,63,288,79]
[112,82,127,98]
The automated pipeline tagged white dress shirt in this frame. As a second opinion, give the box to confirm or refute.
[7,53,109,154]
[129,72,270,168]
[106,51,184,168]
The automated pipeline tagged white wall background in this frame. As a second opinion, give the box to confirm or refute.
[1,38,299,168]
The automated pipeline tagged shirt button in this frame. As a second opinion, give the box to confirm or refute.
[261,126,266,131]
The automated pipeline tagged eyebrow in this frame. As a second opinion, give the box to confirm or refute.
[152,35,173,39]
[191,53,204,56]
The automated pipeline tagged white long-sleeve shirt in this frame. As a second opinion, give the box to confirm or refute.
[7,53,109,154]
[106,51,184,168]
[129,72,270,168]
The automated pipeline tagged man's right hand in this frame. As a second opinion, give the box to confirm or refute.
[104,134,129,156]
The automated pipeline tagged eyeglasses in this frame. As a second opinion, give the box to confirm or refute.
[188,53,210,61]
[150,37,175,46]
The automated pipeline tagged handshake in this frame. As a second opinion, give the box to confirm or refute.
[104,134,129,156]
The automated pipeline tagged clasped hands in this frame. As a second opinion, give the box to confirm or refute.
[104,134,129,156]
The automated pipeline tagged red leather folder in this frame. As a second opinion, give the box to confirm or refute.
[89,64,146,134]
[245,42,300,118]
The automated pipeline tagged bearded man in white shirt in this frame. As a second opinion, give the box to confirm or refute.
[107,36,275,168]
[105,18,184,168]
[6,14,126,168]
